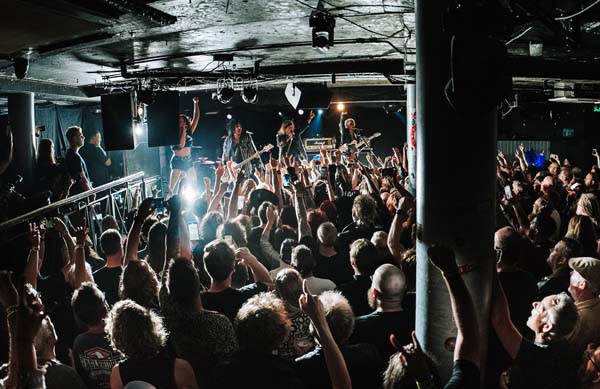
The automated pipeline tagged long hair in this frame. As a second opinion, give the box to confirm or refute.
[277,120,294,136]
[146,222,167,275]
[227,119,242,137]
[37,138,55,165]
[578,193,600,227]
[566,214,598,257]
[119,261,160,310]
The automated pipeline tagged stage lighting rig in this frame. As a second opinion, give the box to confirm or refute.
[309,11,335,52]
[241,79,258,104]
[216,78,235,104]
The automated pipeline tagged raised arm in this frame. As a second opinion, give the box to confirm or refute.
[293,182,311,241]
[23,224,41,289]
[166,195,182,261]
[190,97,200,133]
[593,148,600,168]
[490,269,522,359]
[388,197,412,261]
[271,158,284,209]
[235,248,272,286]
[71,223,92,289]
[299,110,315,137]
[125,198,155,264]
[428,246,480,366]
[226,171,244,221]
[300,281,351,389]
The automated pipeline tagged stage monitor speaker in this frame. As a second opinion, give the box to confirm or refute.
[101,92,135,151]
[285,82,333,109]
[147,91,180,147]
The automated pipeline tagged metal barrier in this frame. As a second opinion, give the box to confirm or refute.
[0,172,162,244]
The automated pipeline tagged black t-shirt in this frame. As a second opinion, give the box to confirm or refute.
[313,250,353,286]
[349,310,414,359]
[65,149,90,195]
[537,267,571,299]
[295,343,383,389]
[498,270,537,338]
[93,266,123,306]
[79,143,109,186]
[444,359,480,389]
[201,283,268,321]
[119,348,176,389]
[511,338,575,389]
[73,331,122,389]
[215,350,304,389]
[336,275,373,317]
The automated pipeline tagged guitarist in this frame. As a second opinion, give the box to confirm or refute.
[222,119,256,176]
[339,111,362,147]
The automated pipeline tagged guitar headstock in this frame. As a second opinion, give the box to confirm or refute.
[262,144,274,153]
[371,132,382,138]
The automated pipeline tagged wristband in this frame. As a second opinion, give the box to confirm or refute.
[6,304,18,318]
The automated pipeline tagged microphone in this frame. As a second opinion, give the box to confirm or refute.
[246,131,254,135]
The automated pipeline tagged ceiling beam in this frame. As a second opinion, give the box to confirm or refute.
[0,76,89,98]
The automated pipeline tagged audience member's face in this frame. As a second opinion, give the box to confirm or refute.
[526,295,555,335]
[285,123,295,136]
[578,343,600,387]
[73,129,84,147]
[546,240,567,271]
[549,163,560,177]
[558,171,570,186]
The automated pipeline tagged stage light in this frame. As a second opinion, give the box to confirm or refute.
[137,105,144,117]
[134,123,144,135]
[217,86,235,104]
[226,113,233,120]
[298,109,304,115]
[336,102,345,111]
[309,11,336,52]
[278,111,283,116]
[182,185,198,202]
[318,109,324,114]
[241,86,258,104]
[13,57,29,79]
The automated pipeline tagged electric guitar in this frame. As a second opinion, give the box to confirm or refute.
[223,144,274,181]
[339,132,382,153]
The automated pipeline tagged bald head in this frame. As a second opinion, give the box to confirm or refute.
[372,264,406,307]
[494,226,521,265]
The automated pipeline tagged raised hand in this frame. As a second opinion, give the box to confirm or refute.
[74,221,89,246]
[428,245,458,274]
[27,223,41,249]
[518,143,525,153]
[136,197,156,222]
[235,247,257,266]
[396,195,415,212]
[52,217,68,235]
[308,110,316,123]
[193,96,200,103]
[593,149,598,158]
[267,205,278,225]
[215,164,225,180]
[299,279,326,326]
[390,331,432,383]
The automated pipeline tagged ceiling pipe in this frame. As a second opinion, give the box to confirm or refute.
[99,0,177,26]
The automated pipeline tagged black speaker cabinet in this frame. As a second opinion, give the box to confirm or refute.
[147,91,180,147]
[101,92,135,151]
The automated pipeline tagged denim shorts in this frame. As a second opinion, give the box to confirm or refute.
[170,155,193,171]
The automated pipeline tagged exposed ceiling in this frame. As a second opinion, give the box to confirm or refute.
[1,0,600,106]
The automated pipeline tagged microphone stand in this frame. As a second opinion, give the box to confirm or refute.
[247,131,265,173]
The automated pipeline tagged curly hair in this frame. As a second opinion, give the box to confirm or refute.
[106,299,167,358]
[317,291,354,345]
[352,194,377,225]
[119,261,160,310]
[235,293,291,353]
[199,211,224,242]
[578,193,600,227]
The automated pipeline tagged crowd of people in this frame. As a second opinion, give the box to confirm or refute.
[3,126,600,389]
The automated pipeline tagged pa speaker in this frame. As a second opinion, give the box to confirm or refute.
[101,92,135,151]
[147,91,180,147]
[285,83,332,110]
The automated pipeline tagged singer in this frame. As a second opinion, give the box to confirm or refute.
[276,110,314,161]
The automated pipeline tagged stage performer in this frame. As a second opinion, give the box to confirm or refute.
[276,110,314,161]
[169,96,200,196]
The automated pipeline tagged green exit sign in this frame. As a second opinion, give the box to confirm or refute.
[563,128,575,138]
[594,105,600,112]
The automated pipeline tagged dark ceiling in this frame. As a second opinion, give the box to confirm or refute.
[2,0,600,106]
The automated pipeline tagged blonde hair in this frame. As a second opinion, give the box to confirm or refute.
[277,120,294,136]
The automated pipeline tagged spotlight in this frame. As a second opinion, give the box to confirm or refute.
[181,185,198,202]
[134,123,144,135]
[13,57,29,79]
[278,111,283,116]
[336,102,345,111]
[217,86,235,104]
[226,113,233,120]
[318,109,324,114]
[309,11,335,52]
[241,86,258,104]
[298,109,305,115]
